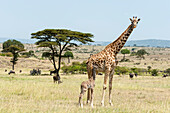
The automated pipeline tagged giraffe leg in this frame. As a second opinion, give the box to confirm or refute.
[79,89,86,108]
[101,71,109,106]
[90,88,94,108]
[87,69,92,104]
[109,67,115,106]
[87,88,91,104]
[109,74,113,106]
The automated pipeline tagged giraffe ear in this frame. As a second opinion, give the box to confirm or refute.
[129,18,132,21]
[138,18,141,21]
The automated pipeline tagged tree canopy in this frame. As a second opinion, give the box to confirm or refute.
[31,29,94,82]
[121,49,130,60]
[136,49,148,59]
[2,39,25,70]
[64,51,74,63]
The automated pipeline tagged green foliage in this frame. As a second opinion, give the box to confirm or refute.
[3,39,24,50]
[166,68,170,75]
[31,29,94,46]
[31,29,94,77]
[121,49,130,54]
[21,50,35,58]
[64,51,74,63]
[121,49,130,60]
[61,61,87,74]
[42,52,52,58]
[151,69,158,76]
[136,49,148,59]
[2,39,25,70]
[115,66,129,75]
[64,51,73,58]
[131,67,138,74]
[0,52,13,57]
[130,52,137,56]
[147,66,152,73]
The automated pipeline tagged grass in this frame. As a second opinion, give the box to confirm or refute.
[0,74,169,113]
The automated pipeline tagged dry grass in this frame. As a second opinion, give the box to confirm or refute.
[0,73,169,113]
[0,44,170,112]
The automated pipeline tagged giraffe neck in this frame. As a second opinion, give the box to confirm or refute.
[107,24,134,55]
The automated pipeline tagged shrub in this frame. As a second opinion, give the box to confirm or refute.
[131,67,138,74]
[115,66,129,75]
[166,68,170,76]
[61,61,87,74]
[151,69,158,76]
[72,61,80,65]
[0,52,13,57]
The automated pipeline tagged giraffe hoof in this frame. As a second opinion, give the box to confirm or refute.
[87,100,90,104]
[110,102,113,106]
[80,104,83,108]
[101,102,104,107]
[91,104,93,108]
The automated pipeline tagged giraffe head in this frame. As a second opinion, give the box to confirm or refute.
[129,16,140,28]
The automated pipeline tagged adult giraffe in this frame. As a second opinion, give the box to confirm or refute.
[86,17,140,107]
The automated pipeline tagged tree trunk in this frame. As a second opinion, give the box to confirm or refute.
[12,61,14,70]
[68,57,70,63]
[123,54,125,59]
[51,46,57,71]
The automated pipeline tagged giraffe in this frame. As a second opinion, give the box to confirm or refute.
[86,16,140,106]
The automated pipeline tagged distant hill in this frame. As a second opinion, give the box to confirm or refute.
[93,39,170,48]
[0,38,170,47]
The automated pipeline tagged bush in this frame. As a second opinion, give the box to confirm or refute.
[61,61,87,74]
[115,66,129,75]
[166,68,170,76]
[131,67,138,74]
[0,53,6,56]
[151,69,158,76]
[0,52,13,57]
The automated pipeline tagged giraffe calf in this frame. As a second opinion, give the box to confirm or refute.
[79,77,95,108]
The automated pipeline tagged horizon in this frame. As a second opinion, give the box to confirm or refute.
[0,37,170,42]
[0,0,170,41]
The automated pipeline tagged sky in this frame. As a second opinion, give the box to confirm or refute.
[0,0,170,42]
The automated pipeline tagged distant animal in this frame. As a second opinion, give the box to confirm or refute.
[30,69,41,75]
[162,74,168,78]
[79,77,95,108]
[135,73,138,77]
[53,76,62,84]
[152,74,156,76]
[5,69,7,72]
[8,70,15,75]
[98,73,103,75]
[129,73,134,79]
[19,70,22,73]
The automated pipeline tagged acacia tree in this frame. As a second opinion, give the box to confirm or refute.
[136,49,148,59]
[64,51,73,63]
[31,29,94,81]
[147,66,152,74]
[2,40,25,70]
[121,49,130,60]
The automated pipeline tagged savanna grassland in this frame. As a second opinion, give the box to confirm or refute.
[0,44,170,71]
[0,74,169,113]
[0,44,170,113]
